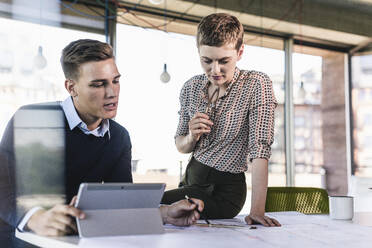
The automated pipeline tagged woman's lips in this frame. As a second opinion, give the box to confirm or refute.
[212,75,223,80]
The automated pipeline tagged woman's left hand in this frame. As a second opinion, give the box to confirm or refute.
[245,213,281,227]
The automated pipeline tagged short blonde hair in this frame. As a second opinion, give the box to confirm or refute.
[196,13,244,51]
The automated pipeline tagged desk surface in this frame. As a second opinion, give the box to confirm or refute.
[16,212,372,248]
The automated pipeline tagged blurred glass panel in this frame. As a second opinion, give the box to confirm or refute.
[352,54,372,176]
[293,46,349,192]
[0,16,104,138]
[3,0,105,33]
[351,54,372,211]
[13,102,65,216]
[293,50,323,187]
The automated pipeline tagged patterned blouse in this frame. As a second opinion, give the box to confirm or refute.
[175,67,277,173]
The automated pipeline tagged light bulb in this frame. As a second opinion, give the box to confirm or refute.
[149,0,164,4]
[160,63,171,83]
[298,81,306,103]
[33,46,47,70]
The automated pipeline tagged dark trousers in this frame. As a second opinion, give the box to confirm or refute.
[161,157,247,219]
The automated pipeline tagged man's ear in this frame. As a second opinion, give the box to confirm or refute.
[65,79,77,97]
[237,44,244,61]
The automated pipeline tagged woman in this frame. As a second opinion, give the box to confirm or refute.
[161,13,280,227]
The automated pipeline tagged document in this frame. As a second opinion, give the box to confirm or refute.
[199,218,248,228]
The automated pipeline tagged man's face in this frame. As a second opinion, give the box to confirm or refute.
[199,42,243,87]
[67,58,121,123]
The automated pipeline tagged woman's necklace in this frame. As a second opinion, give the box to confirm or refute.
[205,86,220,115]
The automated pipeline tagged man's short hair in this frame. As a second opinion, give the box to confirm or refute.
[196,13,244,51]
[61,39,114,80]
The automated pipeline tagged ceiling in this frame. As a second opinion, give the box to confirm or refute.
[2,0,371,53]
[113,0,372,53]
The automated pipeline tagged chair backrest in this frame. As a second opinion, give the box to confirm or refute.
[265,187,329,214]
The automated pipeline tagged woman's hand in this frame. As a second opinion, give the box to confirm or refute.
[247,159,281,227]
[245,213,281,227]
[188,112,213,141]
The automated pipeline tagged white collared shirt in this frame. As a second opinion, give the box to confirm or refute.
[60,96,110,139]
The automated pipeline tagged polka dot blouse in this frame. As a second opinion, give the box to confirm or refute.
[175,67,277,173]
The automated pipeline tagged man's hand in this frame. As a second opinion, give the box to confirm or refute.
[160,198,204,226]
[245,213,281,227]
[188,113,213,141]
[26,197,85,236]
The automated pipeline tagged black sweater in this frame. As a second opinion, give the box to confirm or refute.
[65,117,133,202]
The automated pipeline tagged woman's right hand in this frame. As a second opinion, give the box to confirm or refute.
[188,112,214,141]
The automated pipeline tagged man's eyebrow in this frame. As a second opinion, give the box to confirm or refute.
[90,74,121,83]
[201,56,231,60]
[90,79,107,83]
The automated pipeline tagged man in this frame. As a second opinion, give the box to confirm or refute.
[0,39,204,241]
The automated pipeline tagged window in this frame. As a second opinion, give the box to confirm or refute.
[352,54,372,176]
[293,50,323,187]
[0,17,104,137]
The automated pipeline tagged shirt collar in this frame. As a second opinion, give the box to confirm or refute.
[60,97,110,138]
[201,67,241,100]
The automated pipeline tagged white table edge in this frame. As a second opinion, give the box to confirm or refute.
[16,230,78,248]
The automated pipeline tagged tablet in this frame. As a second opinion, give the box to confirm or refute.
[75,183,166,237]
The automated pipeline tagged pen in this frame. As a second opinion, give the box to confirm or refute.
[185,195,210,225]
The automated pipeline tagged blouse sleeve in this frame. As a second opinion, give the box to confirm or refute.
[247,72,278,162]
[175,82,191,138]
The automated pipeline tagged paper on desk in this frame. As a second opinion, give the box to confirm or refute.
[198,212,306,227]
[195,212,308,228]
[163,217,248,230]
[165,213,300,230]
[197,217,247,227]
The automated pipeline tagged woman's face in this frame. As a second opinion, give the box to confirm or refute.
[199,42,244,87]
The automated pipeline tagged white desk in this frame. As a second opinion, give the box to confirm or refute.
[16,212,372,248]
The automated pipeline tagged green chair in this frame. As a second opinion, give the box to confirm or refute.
[265,187,329,214]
